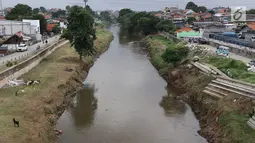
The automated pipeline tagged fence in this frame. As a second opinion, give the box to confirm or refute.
[0,36,59,67]
[0,39,66,81]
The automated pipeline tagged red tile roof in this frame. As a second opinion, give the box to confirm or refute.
[0,16,5,20]
[248,23,255,31]
[175,28,193,33]
[44,15,51,19]
[47,24,55,32]
[183,9,191,13]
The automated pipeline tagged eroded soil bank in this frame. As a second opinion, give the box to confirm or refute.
[142,35,255,143]
[0,27,113,143]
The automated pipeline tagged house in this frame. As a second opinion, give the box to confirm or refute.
[0,31,29,53]
[175,27,193,33]
[204,24,233,33]
[164,7,170,14]
[47,24,55,32]
[170,7,178,12]
[0,20,38,36]
[202,13,213,21]
[44,14,52,20]
[184,9,194,15]
[248,22,255,31]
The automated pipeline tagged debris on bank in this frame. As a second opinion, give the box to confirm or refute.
[1,78,41,88]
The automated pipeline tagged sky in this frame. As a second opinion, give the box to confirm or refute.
[2,0,255,10]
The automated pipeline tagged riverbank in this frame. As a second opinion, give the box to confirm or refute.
[0,27,113,143]
[142,34,255,143]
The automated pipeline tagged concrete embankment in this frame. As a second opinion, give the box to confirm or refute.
[142,35,255,143]
[0,27,113,143]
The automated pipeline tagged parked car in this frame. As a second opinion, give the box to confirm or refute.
[247,60,255,67]
[17,44,28,52]
[198,38,209,44]
[216,45,229,56]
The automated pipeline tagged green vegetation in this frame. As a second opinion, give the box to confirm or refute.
[64,6,96,60]
[5,4,47,34]
[162,43,189,66]
[185,1,207,13]
[219,112,255,143]
[5,4,33,20]
[145,35,188,71]
[118,9,175,35]
[206,56,255,83]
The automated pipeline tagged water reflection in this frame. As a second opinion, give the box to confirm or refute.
[159,95,187,117]
[69,84,98,130]
[118,27,142,44]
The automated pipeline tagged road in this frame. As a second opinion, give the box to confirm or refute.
[0,35,60,66]
[198,44,252,64]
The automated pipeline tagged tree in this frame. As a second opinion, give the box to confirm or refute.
[52,9,66,18]
[187,17,196,24]
[66,5,71,11]
[118,8,133,20]
[99,11,112,22]
[247,9,255,14]
[185,2,198,12]
[52,25,61,34]
[33,8,40,14]
[197,6,207,13]
[67,6,96,60]
[208,10,215,15]
[85,5,96,17]
[32,14,47,34]
[40,6,47,13]
[5,4,32,20]
[156,20,176,33]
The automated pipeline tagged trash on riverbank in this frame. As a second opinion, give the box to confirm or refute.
[6,79,25,87]
[247,65,255,72]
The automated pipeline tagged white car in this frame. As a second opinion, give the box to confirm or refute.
[17,44,28,52]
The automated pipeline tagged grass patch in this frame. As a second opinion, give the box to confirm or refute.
[145,35,175,70]
[219,112,255,143]
[0,28,113,143]
[205,56,255,84]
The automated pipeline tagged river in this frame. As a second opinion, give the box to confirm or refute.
[56,25,207,143]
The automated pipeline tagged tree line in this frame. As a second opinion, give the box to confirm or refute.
[118,8,176,35]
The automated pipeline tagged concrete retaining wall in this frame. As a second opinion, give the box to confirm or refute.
[0,40,68,87]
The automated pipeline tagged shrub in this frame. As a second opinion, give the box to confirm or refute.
[162,44,189,66]
[6,61,13,67]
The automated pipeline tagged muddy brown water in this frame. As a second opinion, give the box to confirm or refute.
[56,25,207,143]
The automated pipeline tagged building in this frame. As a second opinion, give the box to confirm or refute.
[170,7,178,12]
[0,20,41,42]
[0,20,37,36]
[22,19,40,34]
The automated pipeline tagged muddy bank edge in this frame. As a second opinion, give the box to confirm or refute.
[141,35,255,143]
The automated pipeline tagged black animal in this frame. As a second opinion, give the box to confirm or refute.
[13,118,19,127]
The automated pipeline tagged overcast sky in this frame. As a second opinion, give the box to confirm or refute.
[3,0,255,10]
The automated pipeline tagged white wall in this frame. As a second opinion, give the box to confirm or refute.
[0,20,37,36]
[22,19,40,34]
